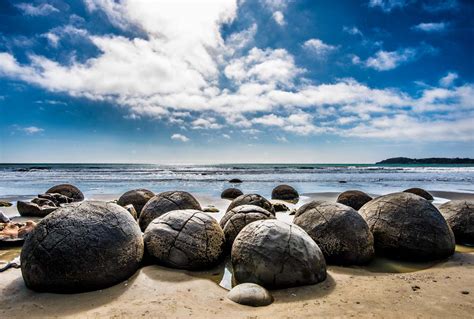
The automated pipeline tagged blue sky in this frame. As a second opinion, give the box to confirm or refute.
[0,0,473,163]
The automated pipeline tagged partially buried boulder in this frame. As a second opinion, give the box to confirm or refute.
[117,189,154,216]
[220,205,275,247]
[336,190,373,210]
[38,193,73,205]
[271,184,299,203]
[272,202,289,212]
[359,192,455,261]
[139,191,201,231]
[294,201,374,265]
[439,200,474,245]
[403,188,434,201]
[46,184,84,202]
[231,219,326,289]
[21,201,144,293]
[0,200,12,207]
[17,201,56,217]
[229,178,243,184]
[221,188,243,200]
[143,210,225,270]
[226,194,274,214]
[227,283,273,307]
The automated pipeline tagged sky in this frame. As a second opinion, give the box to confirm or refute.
[0,0,473,164]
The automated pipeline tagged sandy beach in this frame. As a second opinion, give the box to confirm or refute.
[1,190,473,318]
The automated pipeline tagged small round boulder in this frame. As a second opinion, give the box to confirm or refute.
[231,219,326,289]
[227,283,273,307]
[294,201,374,265]
[20,201,144,293]
[221,188,243,200]
[144,210,225,270]
[271,184,299,203]
[220,205,275,246]
[439,200,474,245]
[403,188,434,201]
[226,194,274,214]
[336,190,373,210]
[359,192,455,261]
[117,189,154,215]
[139,191,201,231]
[46,184,84,202]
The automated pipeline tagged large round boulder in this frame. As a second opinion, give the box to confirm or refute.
[336,190,373,210]
[20,201,144,293]
[117,189,154,216]
[144,210,225,270]
[231,219,326,289]
[294,201,374,265]
[46,184,84,202]
[220,205,275,247]
[139,191,201,231]
[227,283,273,307]
[359,192,455,261]
[271,184,299,203]
[221,188,243,200]
[226,194,274,214]
[403,187,434,201]
[439,200,474,245]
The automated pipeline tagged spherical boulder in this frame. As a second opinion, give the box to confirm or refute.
[271,184,299,203]
[439,200,474,245]
[117,189,154,216]
[139,191,201,231]
[220,205,275,247]
[144,210,225,270]
[221,188,243,200]
[227,283,273,307]
[294,201,374,265]
[46,184,84,202]
[403,188,434,201]
[226,194,274,214]
[20,201,144,293]
[336,190,373,210]
[231,219,326,289]
[359,192,455,261]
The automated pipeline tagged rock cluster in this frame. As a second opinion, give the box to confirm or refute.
[439,200,474,245]
[46,184,84,202]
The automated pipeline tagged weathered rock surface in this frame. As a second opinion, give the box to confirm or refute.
[229,178,243,183]
[144,210,225,270]
[231,219,326,289]
[359,192,455,261]
[0,200,13,207]
[226,194,274,214]
[117,189,154,216]
[294,201,374,265]
[0,210,10,223]
[124,204,138,220]
[403,188,434,201]
[21,201,144,293]
[203,205,219,213]
[272,202,290,212]
[271,184,299,203]
[439,200,474,245]
[336,190,373,210]
[227,283,273,307]
[139,191,201,231]
[38,193,73,205]
[17,201,56,217]
[46,184,84,202]
[221,188,243,200]
[220,205,275,247]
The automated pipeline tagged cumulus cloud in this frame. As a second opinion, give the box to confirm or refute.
[15,3,59,16]
[171,133,190,142]
[15,126,44,135]
[368,0,409,12]
[412,22,448,32]
[363,45,436,71]
[273,11,285,25]
[303,39,338,58]
[439,72,458,87]
[369,0,459,13]
[192,117,223,129]
[343,26,363,36]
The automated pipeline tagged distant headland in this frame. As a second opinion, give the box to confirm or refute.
[376,157,474,164]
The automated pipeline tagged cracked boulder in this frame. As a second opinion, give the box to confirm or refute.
[403,188,434,201]
[117,189,154,217]
[20,201,144,293]
[17,201,57,217]
[46,184,84,202]
[231,219,326,289]
[439,200,474,245]
[226,194,274,214]
[271,184,299,203]
[37,193,74,205]
[336,190,373,210]
[143,210,225,270]
[139,191,201,231]
[294,201,374,265]
[221,188,243,200]
[220,205,275,247]
[359,192,455,261]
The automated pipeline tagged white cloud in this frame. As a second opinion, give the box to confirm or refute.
[222,134,231,139]
[368,0,409,12]
[43,33,60,47]
[15,3,59,16]
[343,26,363,36]
[439,72,458,87]
[272,11,285,25]
[303,39,338,58]
[16,126,44,135]
[364,48,417,71]
[192,117,223,129]
[276,136,288,143]
[171,133,190,142]
[412,22,448,32]
[252,112,322,135]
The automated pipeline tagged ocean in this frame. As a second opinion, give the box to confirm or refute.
[1,163,473,200]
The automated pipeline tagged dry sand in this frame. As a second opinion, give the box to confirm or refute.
[1,191,474,318]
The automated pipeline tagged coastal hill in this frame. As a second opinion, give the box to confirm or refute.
[376,157,474,164]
